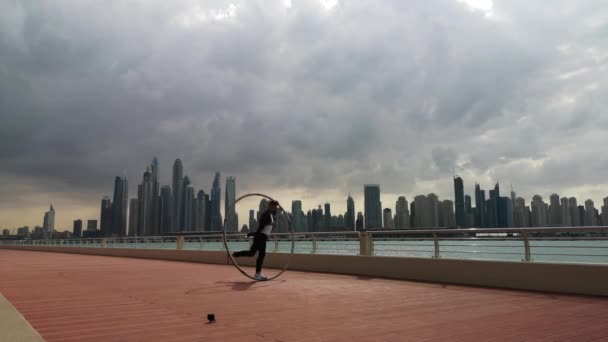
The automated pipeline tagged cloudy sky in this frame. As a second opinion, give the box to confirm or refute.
[1,0,608,231]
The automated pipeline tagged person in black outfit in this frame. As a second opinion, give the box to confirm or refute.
[232,200,278,280]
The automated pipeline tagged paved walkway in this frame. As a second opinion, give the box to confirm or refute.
[1,250,607,342]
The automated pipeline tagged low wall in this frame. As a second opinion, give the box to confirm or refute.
[3,246,607,297]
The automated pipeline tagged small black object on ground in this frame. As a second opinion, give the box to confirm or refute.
[207,314,216,323]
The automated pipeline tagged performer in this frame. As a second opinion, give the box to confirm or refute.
[232,200,279,280]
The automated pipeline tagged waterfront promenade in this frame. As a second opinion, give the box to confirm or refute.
[1,249,607,342]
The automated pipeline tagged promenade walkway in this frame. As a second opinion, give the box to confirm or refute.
[0,250,607,342]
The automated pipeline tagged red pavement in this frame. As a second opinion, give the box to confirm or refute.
[1,250,607,342]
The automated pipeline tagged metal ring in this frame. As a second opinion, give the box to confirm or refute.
[222,193,294,281]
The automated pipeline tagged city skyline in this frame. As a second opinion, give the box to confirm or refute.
[2,1,608,231]
[5,156,608,234]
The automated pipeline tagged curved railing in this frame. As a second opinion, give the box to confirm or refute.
[2,226,608,264]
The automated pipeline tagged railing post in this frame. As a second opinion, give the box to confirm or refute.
[177,235,184,250]
[432,233,440,258]
[311,235,317,254]
[522,232,532,262]
[359,232,373,256]
[101,238,107,248]
[274,238,279,253]
[199,236,203,250]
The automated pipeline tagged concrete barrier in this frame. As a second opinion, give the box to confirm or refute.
[2,245,607,297]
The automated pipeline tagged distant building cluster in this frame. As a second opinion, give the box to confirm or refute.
[5,164,608,240]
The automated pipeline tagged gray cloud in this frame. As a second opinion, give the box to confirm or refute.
[1,0,608,228]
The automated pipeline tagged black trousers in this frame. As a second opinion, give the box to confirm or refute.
[233,234,267,273]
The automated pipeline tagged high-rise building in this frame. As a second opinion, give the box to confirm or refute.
[87,220,98,230]
[514,197,530,227]
[151,196,163,236]
[195,190,207,232]
[549,194,561,226]
[577,205,585,226]
[383,208,394,229]
[439,200,455,227]
[464,194,473,227]
[249,210,256,233]
[172,159,184,232]
[181,176,191,231]
[307,210,313,232]
[43,204,55,236]
[486,183,500,228]
[531,195,548,227]
[151,157,160,197]
[324,203,331,229]
[356,212,364,231]
[364,185,382,229]
[602,198,608,228]
[100,196,113,237]
[585,200,597,226]
[183,184,195,231]
[510,185,516,208]
[413,194,439,228]
[454,176,465,227]
[569,198,579,226]
[438,200,451,228]
[497,197,514,228]
[395,196,410,229]
[560,197,572,226]
[346,194,355,230]
[128,198,138,236]
[224,177,238,232]
[138,169,153,235]
[160,186,172,233]
[292,200,303,232]
[474,183,486,228]
[210,172,222,231]
[111,176,129,236]
[73,219,83,238]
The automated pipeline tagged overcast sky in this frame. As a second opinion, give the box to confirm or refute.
[1,0,608,230]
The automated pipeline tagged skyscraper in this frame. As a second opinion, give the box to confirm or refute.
[195,190,207,232]
[160,186,172,233]
[549,194,561,226]
[111,176,129,236]
[364,185,382,229]
[383,208,394,229]
[151,196,163,236]
[585,200,597,226]
[531,195,548,227]
[395,196,410,229]
[249,209,256,233]
[486,183,500,228]
[561,197,572,226]
[454,176,465,227]
[474,183,486,228]
[128,198,138,236]
[73,219,83,238]
[183,184,195,231]
[225,177,238,232]
[439,200,455,227]
[210,172,222,231]
[464,195,473,227]
[346,194,355,231]
[292,200,303,232]
[43,204,55,236]
[151,157,160,197]
[356,212,364,230]
[172,159,184,232]
[138,169,153,235]
[514,197,530,227]
[497,197,514,228]
[181,175,191,231]
[569,198,579,226]
[324,203,331,229]
[602,198,608,228]
[100,196,113,237]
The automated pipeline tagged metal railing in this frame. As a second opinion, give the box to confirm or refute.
[2,226,608,264]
